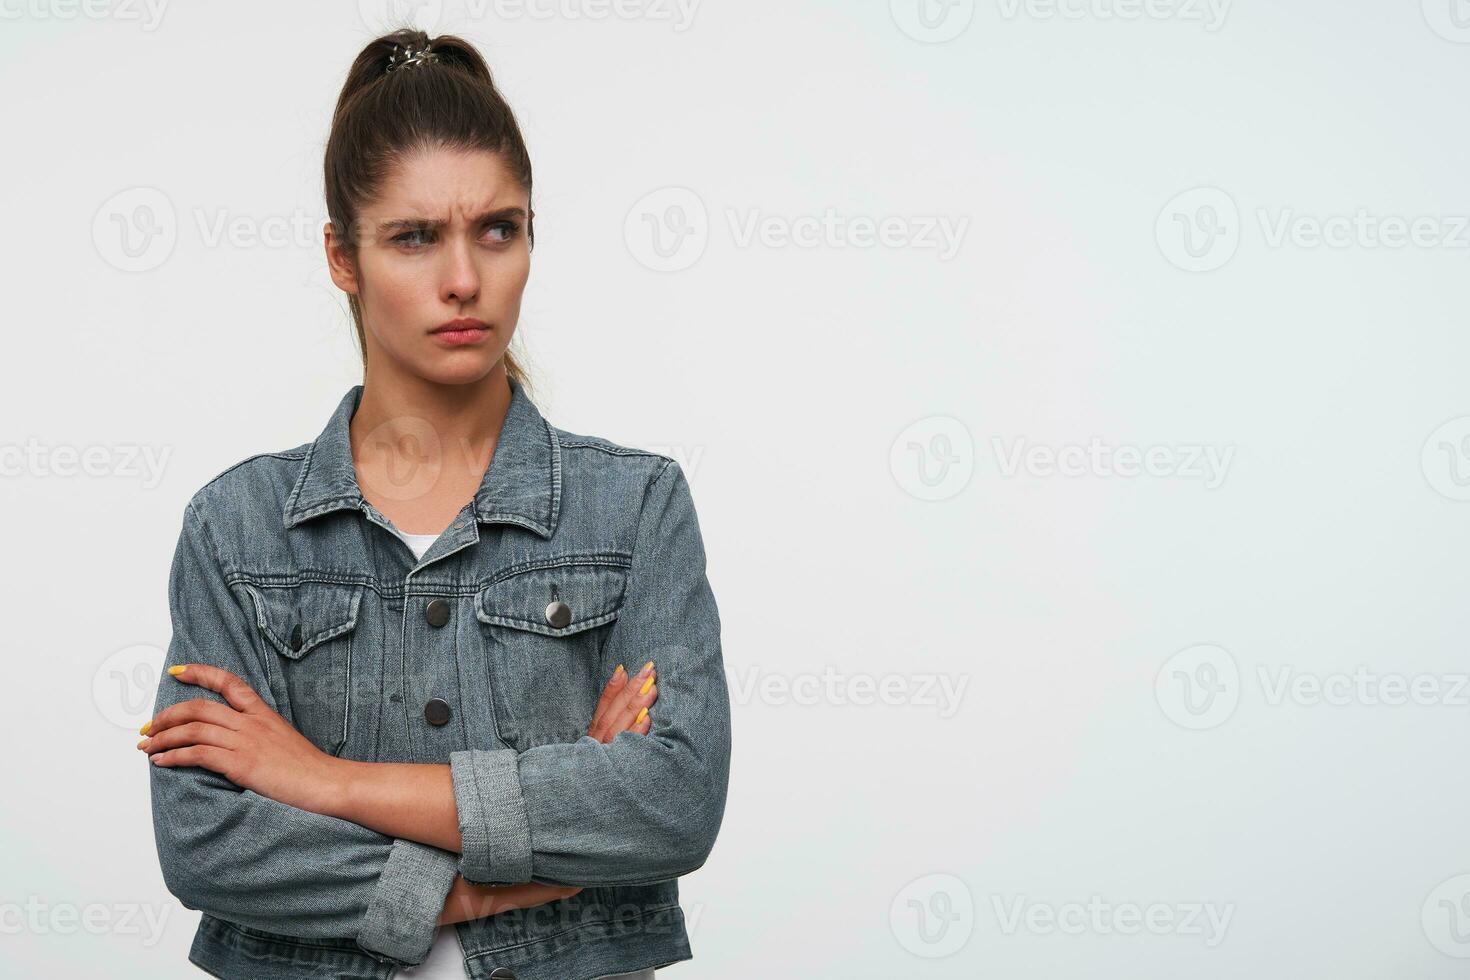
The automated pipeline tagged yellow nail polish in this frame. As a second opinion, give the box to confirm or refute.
[139,722,151,736]
[634,707,648,725]
[136,738,148,749]
[614,664,625,676]
[641,660,654,675]
[168,665,186,676]
[639,675,654,695]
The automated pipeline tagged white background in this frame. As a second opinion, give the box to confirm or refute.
[3,0,1470,976]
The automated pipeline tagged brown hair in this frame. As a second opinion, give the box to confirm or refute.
[324,28,534,389]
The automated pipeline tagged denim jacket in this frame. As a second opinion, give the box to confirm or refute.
[147,376,731,980]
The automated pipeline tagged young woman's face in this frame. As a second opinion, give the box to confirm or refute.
[329,145,531,385]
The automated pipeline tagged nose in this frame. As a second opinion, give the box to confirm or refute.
[439,236,480,304]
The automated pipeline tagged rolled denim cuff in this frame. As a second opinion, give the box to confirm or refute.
[449,748,533,884]
[356,838,459,966]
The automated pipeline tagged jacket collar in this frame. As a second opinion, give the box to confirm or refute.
[282,374,561,537]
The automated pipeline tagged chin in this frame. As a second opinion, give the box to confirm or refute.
[419,353,503,386]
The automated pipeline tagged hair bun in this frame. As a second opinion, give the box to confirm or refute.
[384,30,440,73]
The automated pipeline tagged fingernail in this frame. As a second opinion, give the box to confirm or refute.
[639,675,654,695]
[139,722,152,736]
[136,738,148,749]
[168,665,186,676]
[614,664,625,678]
[640,660,654,677]
[634,707,648,725]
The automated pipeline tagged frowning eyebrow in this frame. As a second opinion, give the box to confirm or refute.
[376,206,529,235]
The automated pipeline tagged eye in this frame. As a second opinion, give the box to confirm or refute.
[484,220,521,244]
[392,227,434,248]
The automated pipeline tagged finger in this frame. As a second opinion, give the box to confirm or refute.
[148,743,233,772]
[604,681,655,740]
[142,696,247,738]
[587,666,630,742]
[589,666,656,743]
[139,721,239,755]
[612,668,657,731]
[613,662,655,715]
[625,702,652,735]
[588,664,630,733]
[164,663,269,714]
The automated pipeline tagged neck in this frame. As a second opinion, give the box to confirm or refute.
[349,361,513,486]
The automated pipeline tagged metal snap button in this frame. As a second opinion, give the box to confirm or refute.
[424,698,452,726]
[425,598,451,628]
[289,623,303,652]
[545,600,571,629]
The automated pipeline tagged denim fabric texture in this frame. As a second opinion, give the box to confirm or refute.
[147,376,731,979]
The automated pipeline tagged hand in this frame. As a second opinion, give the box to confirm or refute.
[138,663,341,814]
[438,877,584,926]
[587,661,658,743]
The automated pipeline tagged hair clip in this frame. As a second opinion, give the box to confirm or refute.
[386,42,440,73]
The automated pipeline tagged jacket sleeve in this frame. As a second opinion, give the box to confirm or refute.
[448,459,732,887]
[148,499,458,968]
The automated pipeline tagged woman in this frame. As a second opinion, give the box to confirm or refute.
[139,29,731,980]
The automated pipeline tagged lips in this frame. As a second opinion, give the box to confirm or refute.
[432,318,489,334]
[431,318,491,347]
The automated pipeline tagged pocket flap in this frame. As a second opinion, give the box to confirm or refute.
[243,581,363,659]
[476,561,630,637]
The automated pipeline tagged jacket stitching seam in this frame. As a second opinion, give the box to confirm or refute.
[459,903,683,961]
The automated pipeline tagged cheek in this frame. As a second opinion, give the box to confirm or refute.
[359,258,434,338]
[364,259,430,314]
[489,250,532,298]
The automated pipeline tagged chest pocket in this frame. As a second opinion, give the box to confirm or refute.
[242,581,363,757]
[476,559,631,750]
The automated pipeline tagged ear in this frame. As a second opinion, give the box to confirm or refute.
[323,221,360,295]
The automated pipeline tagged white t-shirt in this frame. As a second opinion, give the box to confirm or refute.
[388,524,654,980]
